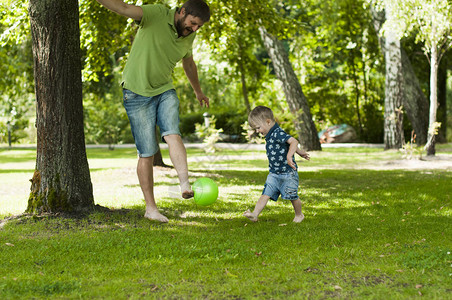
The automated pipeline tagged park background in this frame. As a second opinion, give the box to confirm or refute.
[0,0,451,299]
[1,0,452,148]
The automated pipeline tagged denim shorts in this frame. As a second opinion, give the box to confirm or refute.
[263,170,299,201]
[123,89,180,157]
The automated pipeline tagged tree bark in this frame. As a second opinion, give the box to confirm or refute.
[258,27,321,151]
[153,148,171,168]
[383,8,405,150]
[28,0,94,213]
[425,43,439,156]
[436,58,448,143]
[371,7,429,145]
[238,43,251,114]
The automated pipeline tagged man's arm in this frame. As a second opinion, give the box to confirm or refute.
[96,0,143,21]
[182,56,209,107]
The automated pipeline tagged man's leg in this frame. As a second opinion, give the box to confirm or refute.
[137,156,169,223]
[163,134,193,198]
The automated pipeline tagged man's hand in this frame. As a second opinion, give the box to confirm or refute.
[196,92,209,108]
[182,57,209,107]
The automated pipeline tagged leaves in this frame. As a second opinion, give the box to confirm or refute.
[378,0,452,55]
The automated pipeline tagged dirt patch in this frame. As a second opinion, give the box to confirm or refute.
[335,154,452,171]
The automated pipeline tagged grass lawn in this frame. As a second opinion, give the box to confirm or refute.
[0,144,451,299]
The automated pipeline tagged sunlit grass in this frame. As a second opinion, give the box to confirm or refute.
[0,145,451,298]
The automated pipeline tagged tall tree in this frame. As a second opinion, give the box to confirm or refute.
[28,0,94,212]
[383,6,405,149]
[293,0,385,143]
[202,0,321,150]
[370,6,430,145]
[259,27,321,151]
[378,0,452,155]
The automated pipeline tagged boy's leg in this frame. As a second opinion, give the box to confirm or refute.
[291,198,304,223]
[244,195,271,222]
[137,156,169,223]
[163,134,193,198]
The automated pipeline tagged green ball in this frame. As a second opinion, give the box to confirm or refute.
[192,177,218,206]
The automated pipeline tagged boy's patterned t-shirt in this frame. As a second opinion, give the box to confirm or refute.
[265,123,297,174]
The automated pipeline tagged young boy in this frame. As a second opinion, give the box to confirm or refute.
[244,106,310,223]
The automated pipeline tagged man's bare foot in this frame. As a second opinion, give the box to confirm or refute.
[144,210,169,223]
[293,212,305,223]
[243,209,258,222]
[182,190,194,199]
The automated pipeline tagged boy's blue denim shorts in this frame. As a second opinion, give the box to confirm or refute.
[263,169,299,201]
[123,88,180,157]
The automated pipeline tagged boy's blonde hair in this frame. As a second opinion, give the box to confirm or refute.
[248,106,275,127]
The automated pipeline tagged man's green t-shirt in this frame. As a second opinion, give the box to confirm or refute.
[122,4,196,97]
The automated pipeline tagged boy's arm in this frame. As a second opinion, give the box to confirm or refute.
[96,0,143,21]
[296,148,310,161]
[286,137,299,170]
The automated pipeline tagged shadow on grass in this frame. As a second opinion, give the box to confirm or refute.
[3,168,450,231]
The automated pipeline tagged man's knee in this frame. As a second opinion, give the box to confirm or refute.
[139,155,154,165]
[163,134,182,144]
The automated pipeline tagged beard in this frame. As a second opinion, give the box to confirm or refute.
[175,15,193,37]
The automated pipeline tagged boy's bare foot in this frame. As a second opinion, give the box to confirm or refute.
[243,209,258,222]
[144,210,169,223]
[182,190,194,199]
[293,212,305,223]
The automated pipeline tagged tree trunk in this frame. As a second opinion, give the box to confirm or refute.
[350,58,364,138]
[153,128,171,167]
[436,57,448,143]
[238,44,251,114]
[383,9,405,150]
[258,27,321,151]
[153,148,171,168]
[400,48,430,145]
[28,0,94,213]
[425,43,439,156]
[371,7,429,145]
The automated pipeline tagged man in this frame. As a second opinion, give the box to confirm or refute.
[96,0,210,223]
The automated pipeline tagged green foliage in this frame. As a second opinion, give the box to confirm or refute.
[179,112,204,138]
[180,109,247,142]
[361,102,385,143]
[0,0,35,143]
[0,0,447,147]
[195,115,223,152]
[293,0,385,142]
[399,130,425,159]
[79,0,137,82]
[378,0,452,52]
[83,93,132,147]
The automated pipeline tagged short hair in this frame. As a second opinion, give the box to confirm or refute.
[248,106,275,127]
[182,0,210,23]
